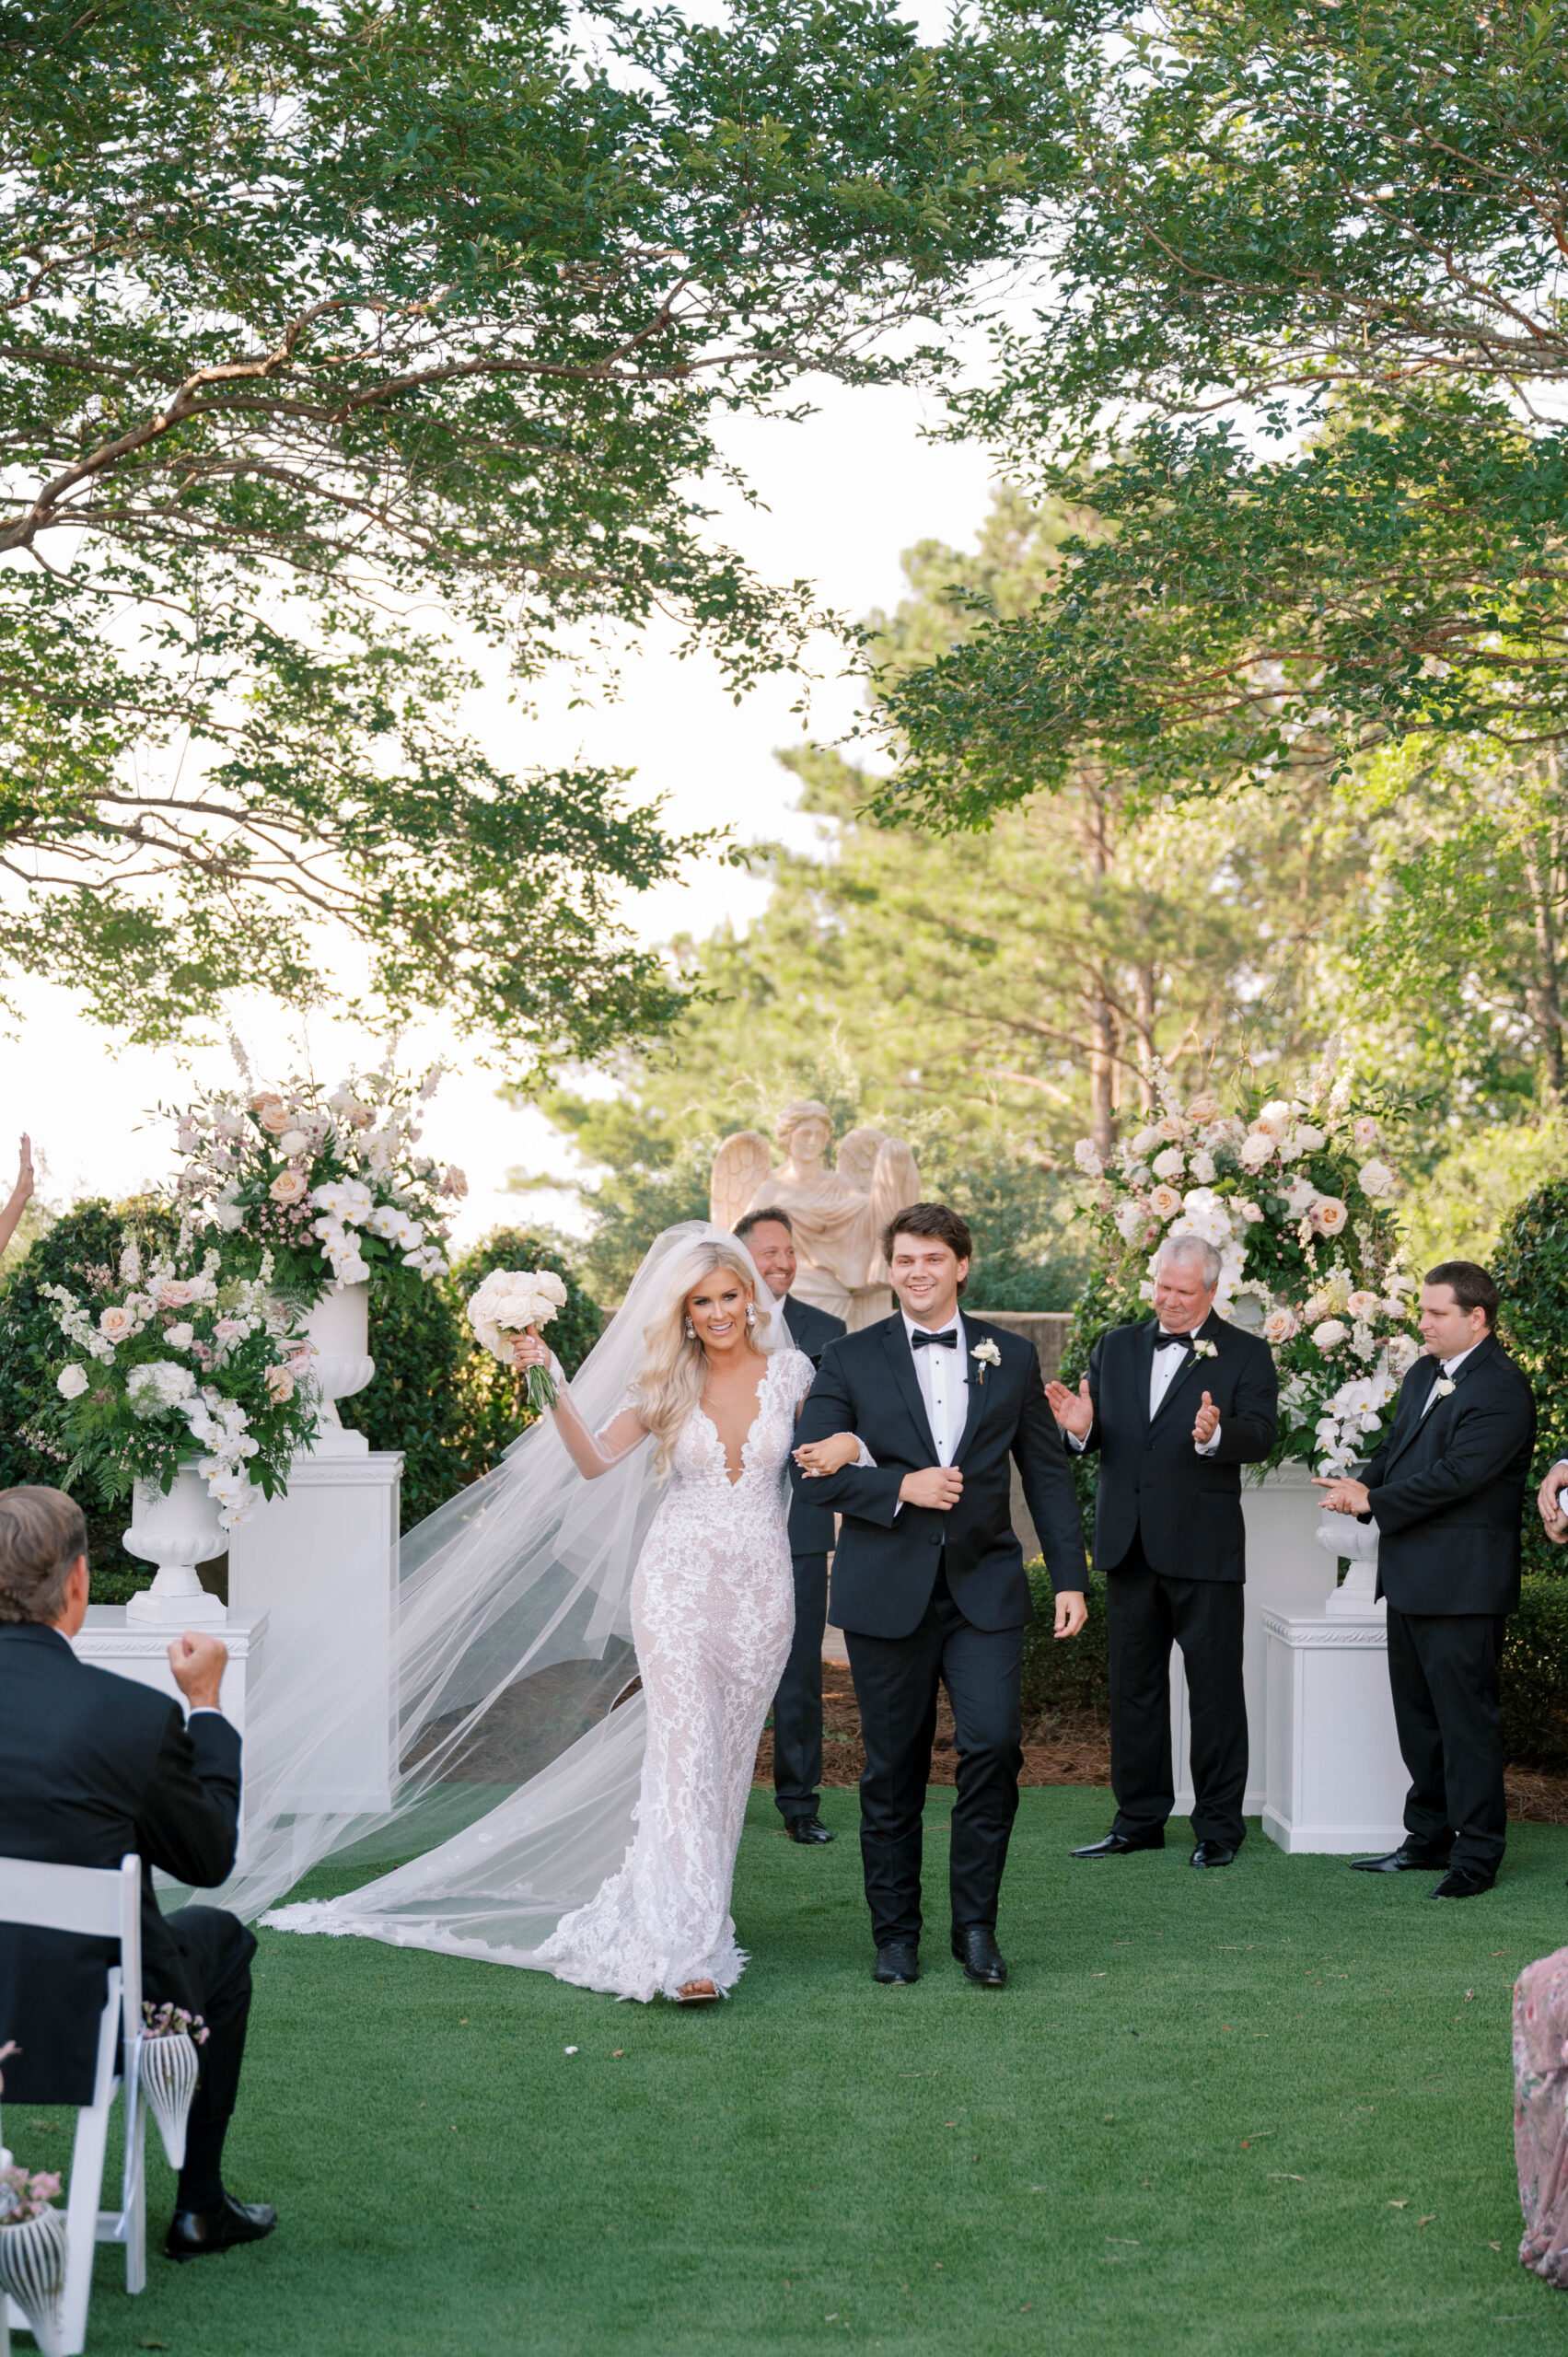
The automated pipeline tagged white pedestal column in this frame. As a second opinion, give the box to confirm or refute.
[1260,1597,1408,1853]
[1170,1466,1339,1818]
[71,1605,270,1735]
[226,1449,401,1814]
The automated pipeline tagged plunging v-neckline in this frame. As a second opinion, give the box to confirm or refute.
[696,1354,775,1487]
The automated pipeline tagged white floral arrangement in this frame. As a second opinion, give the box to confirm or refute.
[1073,1042,1419,1472]
[165,1051,462,1303]
[40,1237,317,1527]
[467,1268,568,1414]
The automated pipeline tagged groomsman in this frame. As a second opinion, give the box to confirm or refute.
[734,1206,846,1845]
[1047,1234,1278,1867]
[1320,1261,1535,1898]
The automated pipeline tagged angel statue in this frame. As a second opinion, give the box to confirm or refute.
[710,1100,921,1326]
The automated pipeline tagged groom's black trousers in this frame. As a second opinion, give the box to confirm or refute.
[772,1549,829,1822]
[844,1567,1024,1945]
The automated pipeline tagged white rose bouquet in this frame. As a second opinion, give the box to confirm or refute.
[467,1269,569,1414]
[1069,1042,1420,1473]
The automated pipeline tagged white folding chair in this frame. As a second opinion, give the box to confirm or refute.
[0,1854,145,2356]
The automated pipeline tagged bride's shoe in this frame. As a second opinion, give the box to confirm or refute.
[674,1979,718,2004]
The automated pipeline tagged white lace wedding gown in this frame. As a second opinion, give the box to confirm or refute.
[530,1345,813,2000]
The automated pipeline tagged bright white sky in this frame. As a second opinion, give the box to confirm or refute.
[4,380,999,1245]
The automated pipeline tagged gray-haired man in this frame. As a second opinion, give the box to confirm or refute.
[1046,1235,1279,1865]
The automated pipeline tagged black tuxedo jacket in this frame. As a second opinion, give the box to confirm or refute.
[1360,1333,1536,1615]
[0,1622,243,2105]
[791,1312,1087,1639]
[1079,1313,1279,1580]
[781,1293,847,1555]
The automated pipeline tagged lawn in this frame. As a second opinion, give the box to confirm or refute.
[21,1786,1568,2357]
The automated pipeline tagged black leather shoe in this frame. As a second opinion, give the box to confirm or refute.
[784,1815,834,1845]
[166,2192,278,2263]
[1190,1840,1237,1869]
[1432,1867,1496,1899]
[1071,1829,1165,1859]
[951,1927,1008,1987]
[873,1940,920,1985]
[1350,1843,1452,1873]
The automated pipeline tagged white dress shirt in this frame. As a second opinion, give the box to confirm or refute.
[904,1308,969,1464]
[1423,1341,1480,1415]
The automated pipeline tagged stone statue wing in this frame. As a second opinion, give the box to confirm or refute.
[869,1137,922,1275]
[834,1126,887,1197]
[710,1131,773,1232]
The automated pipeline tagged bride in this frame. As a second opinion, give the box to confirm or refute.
[261,1224,860,2003]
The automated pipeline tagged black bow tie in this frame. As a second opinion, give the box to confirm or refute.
[911,1327,958,1351]
[1155,1331,1192,1353]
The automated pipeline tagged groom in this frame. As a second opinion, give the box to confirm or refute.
[792,1202,1088,1987]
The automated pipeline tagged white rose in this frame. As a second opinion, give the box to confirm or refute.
[1310,1196,1350,1236]
[1131,1126,1162,1157]
[1293,1123,1327,1151]
[1147,1185,1184,1222]
[1237,1132,1274,1171]
[1261,1308,1299,1344]
[1236,1200,1264,1224]
[1074,1138,1103,1176]
[165,1322,195,1350]
[1311,1319,1349,1350]
[1155,1115,1187,1143]
[56,1364,89,1399]
[1256,1100,1294,1138]
[279,1129,309,1155]
[1357,1159,1394,1199]
[1185,1095,1220,1124]
[1347,1291,1381,1321]
[1151,1147,1186,1180]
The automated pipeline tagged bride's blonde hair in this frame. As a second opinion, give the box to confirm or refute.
[633,1238,768,1475]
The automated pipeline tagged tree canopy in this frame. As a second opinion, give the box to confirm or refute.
[1,0,1063,1057]
[877,0,1568,823]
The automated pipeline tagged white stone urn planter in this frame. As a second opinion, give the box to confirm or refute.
[0,2202,68,2357]
[301,1281,374,1457]
[123,1461,227,1628]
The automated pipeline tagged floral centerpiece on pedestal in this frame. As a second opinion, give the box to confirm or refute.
[1072,1046,1421,1472]
[36,1237,317,1527]
[165,1062,463,1304]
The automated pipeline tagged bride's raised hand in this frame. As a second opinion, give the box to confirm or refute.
[512,1326,552,1374]
[793,1431,861,1477]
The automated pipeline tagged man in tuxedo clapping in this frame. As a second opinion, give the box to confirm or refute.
[1047,1234,1279,1869]
[0,1486,276,2259]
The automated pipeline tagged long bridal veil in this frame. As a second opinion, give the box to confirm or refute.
[211,1221,791,1964]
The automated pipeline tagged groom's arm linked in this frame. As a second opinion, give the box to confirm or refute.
[791,1342,907,1526]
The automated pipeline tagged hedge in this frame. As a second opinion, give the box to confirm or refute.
[1018,1563,1568,1774]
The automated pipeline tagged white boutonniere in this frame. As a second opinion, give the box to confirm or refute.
[971,1338,1002,1386]
[1191,1338,1218,1361]
[1432,1376,1456,1399]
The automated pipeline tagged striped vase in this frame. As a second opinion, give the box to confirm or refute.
[141,2031,201,2169]
[0,2203,68,2357]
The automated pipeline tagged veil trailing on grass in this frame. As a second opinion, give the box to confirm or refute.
[209,1221,791,1957]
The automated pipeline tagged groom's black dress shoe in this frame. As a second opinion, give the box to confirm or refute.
[1189,1840,1237,1870]
[1071,1830,1164,1860]
[1350,1842,1453,1873]
[1432,1867,1496,1899]
[952,1927,1008,1987]
[166,2192,278,2263]
[785,1814,834,1845]
[873,1940,920,1985]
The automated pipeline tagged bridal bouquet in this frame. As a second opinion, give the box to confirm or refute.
[1072,1042,1421,1473]
[37,1237,318,1527]
[164,1057,462,1304]
[467,1268,569,1414]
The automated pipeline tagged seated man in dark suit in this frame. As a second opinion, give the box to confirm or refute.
[735,1204,847,1844]
[0,1486,275,2258]
[1318,1261,1536,1898]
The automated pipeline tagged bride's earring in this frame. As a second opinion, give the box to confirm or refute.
[746,1304,757,1328]
[684,1317,696,1340]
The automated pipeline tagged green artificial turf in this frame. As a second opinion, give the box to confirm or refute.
[21,1786,1568,2356]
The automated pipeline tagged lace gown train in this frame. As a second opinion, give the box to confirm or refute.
[533,1346,812,2001]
